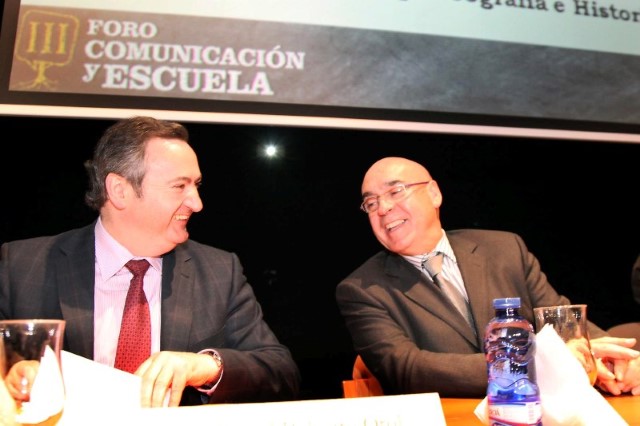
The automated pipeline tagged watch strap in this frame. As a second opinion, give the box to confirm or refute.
[196,349,224,396]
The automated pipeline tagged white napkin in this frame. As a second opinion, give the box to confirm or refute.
[474,324,628,426]
[15,345,65,424]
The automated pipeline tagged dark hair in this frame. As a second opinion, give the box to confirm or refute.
[84,116,190,210]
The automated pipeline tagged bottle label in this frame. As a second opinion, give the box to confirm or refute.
[488,401,542,426]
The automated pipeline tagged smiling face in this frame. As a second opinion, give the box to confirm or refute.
[103,137,203,257]
[361,157,443,256]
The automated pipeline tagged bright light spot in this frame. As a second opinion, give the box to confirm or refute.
[264,144,278,158]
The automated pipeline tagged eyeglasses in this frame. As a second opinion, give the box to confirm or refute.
[360,181,431,213]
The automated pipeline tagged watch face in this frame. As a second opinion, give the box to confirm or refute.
[211,351,223,369]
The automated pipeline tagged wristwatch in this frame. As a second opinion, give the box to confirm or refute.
[197,349,224,394]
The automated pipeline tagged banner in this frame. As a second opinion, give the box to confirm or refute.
[1,0,640,141]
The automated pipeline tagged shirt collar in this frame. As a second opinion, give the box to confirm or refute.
[402,229,457,270]
[94,217,162,279]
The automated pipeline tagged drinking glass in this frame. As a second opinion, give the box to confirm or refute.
[0,319,66,426]
[533,305,597,386]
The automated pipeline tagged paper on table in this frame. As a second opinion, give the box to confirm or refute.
[59,350,144,425]
[474,324,628,426]
[56,350,446,426]
[123,392,447,426]
[58,352,446,426]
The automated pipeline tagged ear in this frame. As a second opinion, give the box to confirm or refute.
[428,180,443,208]
[105,172,130,210]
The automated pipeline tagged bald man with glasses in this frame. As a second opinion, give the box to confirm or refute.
[336,156,640,398]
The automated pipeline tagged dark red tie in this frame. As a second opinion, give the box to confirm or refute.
[114,259,151,373]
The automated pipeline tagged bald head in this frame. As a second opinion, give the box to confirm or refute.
[360,157,443,255]
[362,157,432,195]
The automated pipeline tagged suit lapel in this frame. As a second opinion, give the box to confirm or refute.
[385,253,479,347]
[449,233,496,345]
[160,246,194,351]
[56,224,97,359]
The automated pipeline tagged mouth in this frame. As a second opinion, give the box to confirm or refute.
[385,219,406,231]
[174,214,190,221]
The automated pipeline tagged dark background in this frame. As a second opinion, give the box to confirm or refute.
[0,115,638,400]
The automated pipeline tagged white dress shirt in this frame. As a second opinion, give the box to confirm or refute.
[402,229,470,302]
[93,218,162,368]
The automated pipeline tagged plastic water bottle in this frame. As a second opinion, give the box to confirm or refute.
[484,297,542,426]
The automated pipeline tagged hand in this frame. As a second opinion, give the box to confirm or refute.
[0,379,18,426]
[4,360,40,402]
[134,351,221,408]
[565,337,596,383]
[614,356,640,395]
[590,336,639,395]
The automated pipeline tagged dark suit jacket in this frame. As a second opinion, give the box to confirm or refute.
[336,229,606,397]
[0,222,300,404]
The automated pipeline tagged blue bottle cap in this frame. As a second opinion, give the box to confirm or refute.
[493,297,521,308]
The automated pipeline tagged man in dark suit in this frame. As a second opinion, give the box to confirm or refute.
[336,156,639,397]
[0,116,300,407]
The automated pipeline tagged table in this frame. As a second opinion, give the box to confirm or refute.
[607,396,640,426]
[441,395,640,426]
[57,389,640,425]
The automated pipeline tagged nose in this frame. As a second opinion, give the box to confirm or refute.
[377,197,394,215]
[185,187,204,212]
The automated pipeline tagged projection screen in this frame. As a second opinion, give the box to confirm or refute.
[1,0,639,142]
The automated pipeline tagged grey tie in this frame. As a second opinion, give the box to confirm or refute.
[422,252,476,331]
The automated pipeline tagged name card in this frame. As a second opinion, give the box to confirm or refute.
[131,392,447,426]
